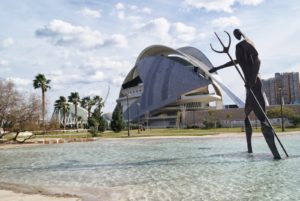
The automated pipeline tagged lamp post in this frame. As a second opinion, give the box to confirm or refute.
[145,112,149,131]
[127,94,130,137]
[122,92,130,137]
[279,88,285,132]
[137,103,140,134]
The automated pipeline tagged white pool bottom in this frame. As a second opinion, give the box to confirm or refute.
[0,135,299,201]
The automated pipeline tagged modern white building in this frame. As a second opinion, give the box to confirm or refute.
[51,103,88,128]
[117,45,244,128]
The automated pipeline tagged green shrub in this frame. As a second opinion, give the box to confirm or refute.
[111,103,124,132]
[203,121,215,129]
[89,126,98,137]
[290,116,300,127]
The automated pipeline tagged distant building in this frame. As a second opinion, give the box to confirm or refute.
[262,72,300,105]
[51,103,88,128]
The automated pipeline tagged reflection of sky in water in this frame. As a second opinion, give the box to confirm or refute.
[1,135,300,200]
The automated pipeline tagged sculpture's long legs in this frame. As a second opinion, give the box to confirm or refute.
[252,92,281,159]
[260,121,281,159]
[244,117,253,153]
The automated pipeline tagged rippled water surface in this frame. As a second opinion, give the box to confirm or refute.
[1,134,300,200]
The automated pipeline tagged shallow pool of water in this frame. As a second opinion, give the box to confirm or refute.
[1,134,300,200]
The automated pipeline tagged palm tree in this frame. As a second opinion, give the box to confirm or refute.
[54,96,70,131]
[81,96,95,118]
[78,116,82,128]
[33,74,51,127]
[93,95,104,114]
[68,92,80,129]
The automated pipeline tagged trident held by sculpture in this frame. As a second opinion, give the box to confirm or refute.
[210,31,288,158]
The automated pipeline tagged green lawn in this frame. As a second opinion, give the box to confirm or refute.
[2,127,299,142]
[99,126,300,138]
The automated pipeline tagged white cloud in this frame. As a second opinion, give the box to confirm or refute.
[171,22,197,42]
[47,68,100,88]
[79,7,101,18]
[135,18,201,44]
[116,10,126,20]
[1,37,14,49]
[112,3,127,20]
[183,0,264,13]
[126,15,142,23]
[239,0,264,6]
[129,4,151,14]
[90,71,105,82]
[46,56,130,90]
[0,58,10,73]
[76,56,132,87]
[141,7,151,14]
[111,75,124,85]
[80,57,131,72]
[115,3,125,10]
[105,34,128,47]
[137,18,171,41]
[87,89,105,97]
[48,69,63,77]
[35,19,104,48]
[0,58,8,67]
[6,77,31,86]
[49,73,79,85]
[129,5,138,10]
[183,0,235,13]
[112,3,151,22]
[35,19,127,49]
[210,16,241,28]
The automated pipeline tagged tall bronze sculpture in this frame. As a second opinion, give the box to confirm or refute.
[209,29,288,159]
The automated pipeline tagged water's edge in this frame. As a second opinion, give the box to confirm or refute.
[0,181,130,201]
[0,181,82,199]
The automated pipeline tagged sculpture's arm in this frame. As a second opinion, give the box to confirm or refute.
[209,60,238,73]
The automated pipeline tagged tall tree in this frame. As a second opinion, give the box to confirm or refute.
[81,96,95,118]
[9,94,40,142]
[0,80,40,143]
[111,103,124,132]
[91,106,107,132]
[54,96,70,130]
[33,74,51,127]
[68,92,80,129]
[93,95,104,114]
[0,80,18,129]
[89,95,106,132]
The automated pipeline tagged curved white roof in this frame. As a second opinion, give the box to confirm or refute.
[120,45,244,121]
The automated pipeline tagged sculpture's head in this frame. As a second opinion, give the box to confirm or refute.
[233,29,244,40]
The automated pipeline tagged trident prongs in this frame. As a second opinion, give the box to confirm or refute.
[210,31,231,54]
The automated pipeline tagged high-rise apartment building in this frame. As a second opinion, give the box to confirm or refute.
[262,72,300,105]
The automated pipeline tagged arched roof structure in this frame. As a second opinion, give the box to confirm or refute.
[51,104,88,127]
[118,45,244,122]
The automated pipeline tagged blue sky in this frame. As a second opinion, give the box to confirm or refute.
[0,0,299,115]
